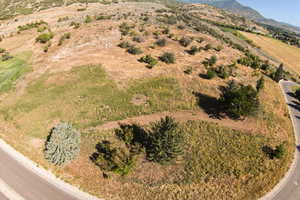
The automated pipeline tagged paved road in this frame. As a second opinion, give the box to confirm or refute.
[0,147,83,200]
[262,80,300,200]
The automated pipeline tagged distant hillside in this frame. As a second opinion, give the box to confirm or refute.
[180,0,300,33]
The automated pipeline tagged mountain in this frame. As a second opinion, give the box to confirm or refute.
[180,0,300,33]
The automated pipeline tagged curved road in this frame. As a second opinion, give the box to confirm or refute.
[0,139,101,200]
[262,80,300,200]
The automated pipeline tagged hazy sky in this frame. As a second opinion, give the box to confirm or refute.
[237,0,300,27]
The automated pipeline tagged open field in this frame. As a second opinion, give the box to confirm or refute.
[240,31,300,75]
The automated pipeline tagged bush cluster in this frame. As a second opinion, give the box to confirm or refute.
[91,116,184,175]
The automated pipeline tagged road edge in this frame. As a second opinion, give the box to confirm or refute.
[260,80,298,200]
[0,138,103,200]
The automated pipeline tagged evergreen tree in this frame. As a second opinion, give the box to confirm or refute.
[273,63,284,82]
[44,123,81,166]
[146,116,184,163]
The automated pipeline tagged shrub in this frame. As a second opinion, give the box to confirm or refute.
[44,122,81,166]
[36,32,54,43]
[127,46,143,55]
[187,46,200,55]
[179,37,193,47]
[146,116,184,163]
[184,66,193,75]
[37,26,47,32]
[204,44,212,51]
[215,65,231,79]
[202,55,217,67]
[91,141,135,176]
[0,48,6,54]
[58,32,71,46]
[1,52,13,61]
[156,38,166,47]
[118,41,132,49]
[214,45,223,52]
[132,36,145,43]
[139,55,158,68]
[256,77,265,92]
[160,52,175,64]
[43,42,51,53]
[115,124,147,154]
[206,68,216,79]
[119,22,134,36]
[219,81,259,119]
[70,21,80,29]
[273,144,285,159]
[84,15,93,23]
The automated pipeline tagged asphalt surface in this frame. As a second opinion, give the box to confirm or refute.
[263,80,300,200]
[0,147,81,200]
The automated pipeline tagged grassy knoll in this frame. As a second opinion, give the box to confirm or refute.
[0,52,32,93]
[240,31,300,75]
[74,120,293,200]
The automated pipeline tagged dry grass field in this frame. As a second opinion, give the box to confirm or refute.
[240,31,300,75]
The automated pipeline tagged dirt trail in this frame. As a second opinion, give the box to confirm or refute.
[94,110,259,133]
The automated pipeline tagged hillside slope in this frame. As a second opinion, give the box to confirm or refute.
[180,0,300,34]
[0,1,296,200]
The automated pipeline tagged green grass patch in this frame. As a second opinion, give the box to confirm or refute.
[0,51,32,93]
[0,64,193,138]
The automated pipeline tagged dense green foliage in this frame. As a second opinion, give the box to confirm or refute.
[219,81,259,119]
[44,122,81,166]
[146,116,184,163]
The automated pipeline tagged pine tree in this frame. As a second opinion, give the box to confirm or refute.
[146,116,184,163]
[273,63,284,82]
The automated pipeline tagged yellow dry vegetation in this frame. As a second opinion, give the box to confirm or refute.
[241,31,300,75]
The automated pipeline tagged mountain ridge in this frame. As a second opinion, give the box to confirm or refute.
[180,0,300,33]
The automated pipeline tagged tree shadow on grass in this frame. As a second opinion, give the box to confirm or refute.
[262,146,275,159]
[193,92,225,119]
